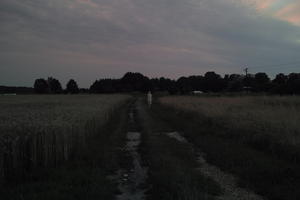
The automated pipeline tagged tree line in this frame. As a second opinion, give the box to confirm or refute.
[33,78,80,94]
[90,72,300,95]
[1,71,299,95]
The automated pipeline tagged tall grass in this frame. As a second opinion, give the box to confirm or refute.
[0,95,130,183]
[137,99,221,200]
[156,95,300,200]
[159,96,300,161]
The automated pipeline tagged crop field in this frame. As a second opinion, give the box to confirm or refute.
[0,95,130,184]
[1,94,300,200]
[157,95,300,200]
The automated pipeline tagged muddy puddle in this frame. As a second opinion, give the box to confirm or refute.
[115,106,148,200]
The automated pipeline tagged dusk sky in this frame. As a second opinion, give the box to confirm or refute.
[1,0,300,87]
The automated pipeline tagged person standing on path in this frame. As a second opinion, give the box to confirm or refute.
[147,91,152,107]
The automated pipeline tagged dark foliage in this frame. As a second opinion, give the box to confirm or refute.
[90,79,121,93]
[89,71,300,95]
[48,77,63,94]
[34,79,49,94]
[66,79,79,94]
[121,72,151,92]
[254,73,270,92]
[287,73,300,94]
[25,71,300,95]
[0,86,33,94]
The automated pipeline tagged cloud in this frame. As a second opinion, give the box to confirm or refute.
[236,0,300,26]
[0,0,300,87]
[233,0,275,10]
[275,2,300,26]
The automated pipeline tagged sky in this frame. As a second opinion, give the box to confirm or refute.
[1,0,300,87]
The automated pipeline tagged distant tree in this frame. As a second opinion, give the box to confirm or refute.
[90,80,101,93]
[273,73,288,85]
[254,72,270,92]
[0,86,34,94]
[203,71,225,92]
[121,72,151,92]
[243,74,255,91]
[287,73,300,94]
[48,77,62,93]
[188,75,205,91]
[90,79,120,93]
[86,71,300,95]
[226,74,244,92]
[150,78,160,91]
[66,79,79,94]
[271,73,288,94]
[177,77,192,94]
[34,78,49,94]
[158,77,176,92]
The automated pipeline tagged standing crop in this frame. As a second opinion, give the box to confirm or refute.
[0,94,130,183]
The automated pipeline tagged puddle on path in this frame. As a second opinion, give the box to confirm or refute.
[115,108,148,200]
[166,131,188,143]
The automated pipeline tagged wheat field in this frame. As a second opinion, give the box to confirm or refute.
[0,94,130,183]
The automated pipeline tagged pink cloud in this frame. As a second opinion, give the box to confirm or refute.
[237,0,300,26]
[275,2,300,26]
[255,0,276,10]
[236,0,276,10]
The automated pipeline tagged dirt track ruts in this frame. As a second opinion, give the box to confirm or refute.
[116,98,265,200]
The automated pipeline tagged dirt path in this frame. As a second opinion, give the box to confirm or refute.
[164,131,265,200]
[115,99,265,200]
[115,104,148,200]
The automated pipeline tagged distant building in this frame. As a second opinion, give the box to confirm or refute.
[192,91,203,94]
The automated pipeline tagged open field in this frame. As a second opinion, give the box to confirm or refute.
[159,96,300,160]
[157,95,300,200]
[0,95,131,194]
[1,94,300,200]
[0,95,131,138]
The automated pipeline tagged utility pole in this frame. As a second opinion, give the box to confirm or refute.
[244,67,248,76]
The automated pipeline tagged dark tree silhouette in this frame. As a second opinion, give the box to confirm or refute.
[90,79,120,93]
[48,77,62,94]
[243,74,255,90]
[177,77,192,94]
[271,73,288,94]
[0,86,33,94]
[34,79,49,94]
[66,79,79,94]
[87,71,300,95]
[121,72,151,92]
[273,73,288,85]
[287,73,300,94]
[203,71,225,92]
[254,72,270,92]
[187,76,205,92]
[150,77,177,93]
[225,74,244,92]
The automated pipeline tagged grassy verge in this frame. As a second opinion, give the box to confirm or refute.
[154,100,300,200]
[136,99,221,200]
[159,96,300,164]
[0,99,131,200]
